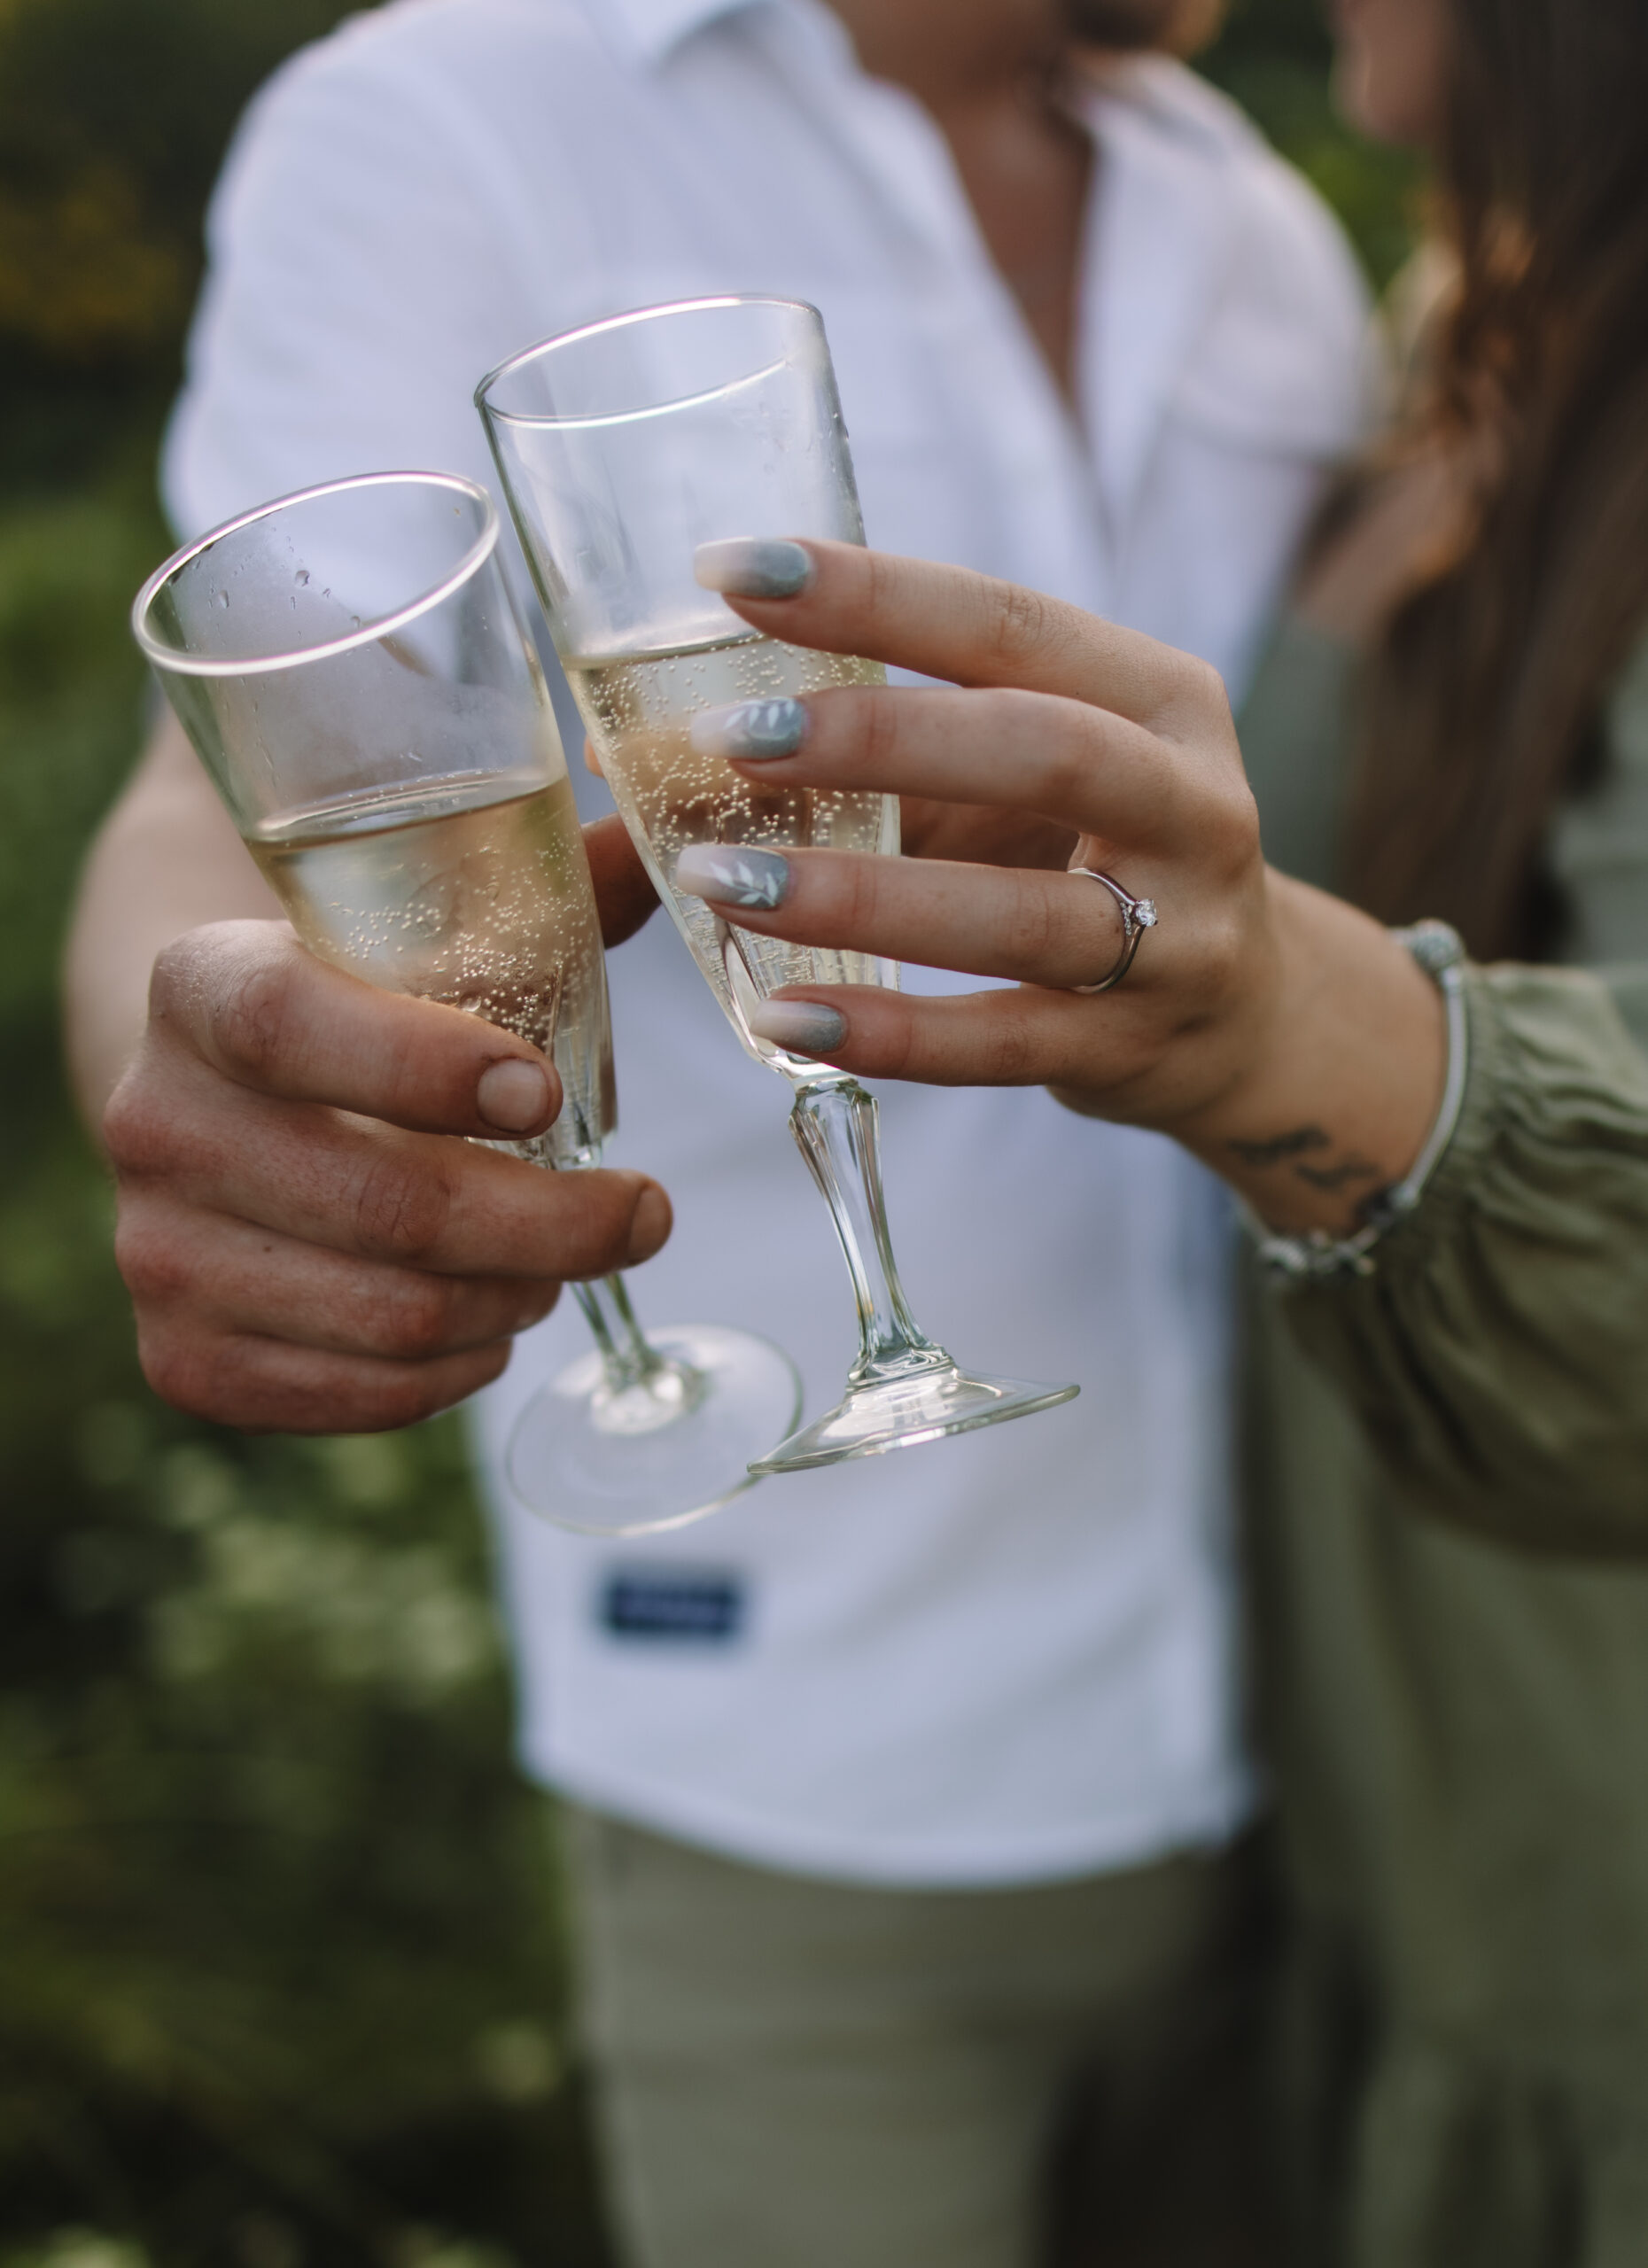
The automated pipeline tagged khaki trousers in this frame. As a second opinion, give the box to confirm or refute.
[557,1806,1271,2268]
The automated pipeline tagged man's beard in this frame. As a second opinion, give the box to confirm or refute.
[1062,0,1182,45]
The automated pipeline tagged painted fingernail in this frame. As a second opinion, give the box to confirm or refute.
[689,697,809,761]
[672,843,790,909]
[693,538,813,599]
[626,1183,672,1265]
[747,1001,847,1056]
[478,1057,553,1132]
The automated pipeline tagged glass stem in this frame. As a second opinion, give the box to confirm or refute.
[573,1273,668,1392]
[789,1078,952,1387]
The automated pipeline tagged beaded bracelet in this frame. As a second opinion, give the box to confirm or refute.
[1250,920,1469,1282]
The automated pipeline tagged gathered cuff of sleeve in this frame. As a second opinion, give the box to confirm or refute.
[1276,962,1648,1557]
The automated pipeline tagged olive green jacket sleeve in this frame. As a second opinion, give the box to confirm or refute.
[1280,639,1648,1557]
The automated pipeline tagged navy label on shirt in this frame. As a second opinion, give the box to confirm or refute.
[600,1569,746,1643]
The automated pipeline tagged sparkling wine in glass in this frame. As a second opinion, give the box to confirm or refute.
[562,634,896,1057]
[133,470,799,1530]
[478,298,1077,1472]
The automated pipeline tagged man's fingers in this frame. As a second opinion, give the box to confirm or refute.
[585,812,659,946]
[133,1311,516,1434]
[146,921,564,1138]
[700,539,1219,728]
[115,1192,563,1360]
[107,1060,671,1281]
[675,844,1131,990]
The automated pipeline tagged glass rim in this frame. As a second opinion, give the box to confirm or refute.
[131,469,501,680]
[475,293,821,433]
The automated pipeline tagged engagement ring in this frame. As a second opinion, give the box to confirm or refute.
[1067,868,1159,994]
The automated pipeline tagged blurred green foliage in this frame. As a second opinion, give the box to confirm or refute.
[1201,0,1426,285]
[0,0,1419,2257]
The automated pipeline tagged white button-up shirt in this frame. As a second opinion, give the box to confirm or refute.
[166,0,1369,1886]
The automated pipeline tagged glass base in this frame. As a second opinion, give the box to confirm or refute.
[748,1355,1077,1476]
[506,1324,802,1537]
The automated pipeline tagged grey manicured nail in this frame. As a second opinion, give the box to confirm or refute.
[672,843,791,909]
[478,1057,553,1131]
[693,538,813,599]
[690,698,810,761]
[747,1001,847,1056]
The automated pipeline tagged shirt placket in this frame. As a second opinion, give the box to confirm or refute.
[747,0,1115,616]
[1073,80,1232,602]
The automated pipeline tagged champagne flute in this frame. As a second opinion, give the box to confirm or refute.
[478,298,1077,1472]
[132,470,800,1531]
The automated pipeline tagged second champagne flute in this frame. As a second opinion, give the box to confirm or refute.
[478,296,1077,1472]
[132,470,800,1533]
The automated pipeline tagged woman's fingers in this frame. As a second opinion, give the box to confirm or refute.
[696,538,1224,734]
[694,682,1202,852]
[745,982,1153,1094]
[675,842,1132,990]
[898,793,1077,874]
[680,540,1285,1144]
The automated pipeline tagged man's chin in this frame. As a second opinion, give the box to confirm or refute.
[1064,0,1182,46]
[1067,0,1226,51]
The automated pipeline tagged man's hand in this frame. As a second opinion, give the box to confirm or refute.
[66,714,662,1127]
[105,921,670,1433]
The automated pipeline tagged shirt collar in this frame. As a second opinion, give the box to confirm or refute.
[590,0,761,66]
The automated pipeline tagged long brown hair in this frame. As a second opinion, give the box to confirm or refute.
[1346,0,1648,959]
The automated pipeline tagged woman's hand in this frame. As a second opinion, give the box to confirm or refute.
[682,538,1447,1236]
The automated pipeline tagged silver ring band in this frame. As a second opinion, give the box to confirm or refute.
[1066,868,1159,995]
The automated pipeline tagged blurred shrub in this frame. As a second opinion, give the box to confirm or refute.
[0,3,614,2256]
[0,0,382,490]
[0,479,612,2256]
[0,0,1420,2257]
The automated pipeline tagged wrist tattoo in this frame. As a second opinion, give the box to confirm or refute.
[1228,1124,1381,1195]
[1227,1125,1331,1168]
[1294,1153,1382,1192]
